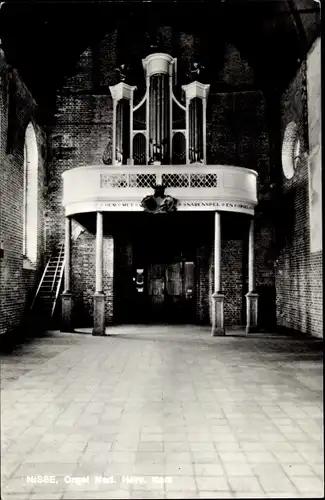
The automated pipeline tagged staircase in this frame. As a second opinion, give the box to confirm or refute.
[31,243,65,324]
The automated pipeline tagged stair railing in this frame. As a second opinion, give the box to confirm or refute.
[51,248,65,318]
[51,243,64,293]
[30,258,51,311]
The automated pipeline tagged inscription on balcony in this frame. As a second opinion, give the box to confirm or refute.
[180,201,253,210]
[94,200,253,211]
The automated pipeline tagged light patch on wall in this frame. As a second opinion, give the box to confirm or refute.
[308,145,322,253]
[23,122,38,265]
[307,37,322,254]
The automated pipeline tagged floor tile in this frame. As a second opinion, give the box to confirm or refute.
[198,492,234,498]
[223,462,255,476]
[281,463,318,477]
[228,476,263,492]
[194,463,224,476]
[245,451,276,463]
[289,475,324,493]
[196,476,231,491]
[165,475,197,491]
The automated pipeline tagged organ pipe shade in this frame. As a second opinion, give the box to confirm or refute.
[133,134,146,165]
[149,74,169,163]
[116,99,130,164]
[189,97,203,163]
[172,132,186,164]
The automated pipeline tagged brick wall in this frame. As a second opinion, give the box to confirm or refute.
[275,37,322,338]
[222,239,245,326]
[113,236,134,324]
[0,51,47,339]
[46,95,113,253]
[71,231,114,327]
[196,242,210,325]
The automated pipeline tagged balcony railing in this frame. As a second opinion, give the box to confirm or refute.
[62,163,258,216]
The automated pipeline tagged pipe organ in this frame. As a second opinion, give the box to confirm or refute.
[109,52,210,166]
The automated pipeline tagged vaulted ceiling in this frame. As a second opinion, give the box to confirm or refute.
[0,0,321,117]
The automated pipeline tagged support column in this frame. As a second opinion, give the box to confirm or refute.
[93,212,106,336]
[61,216,74,332]
[246,217,259,334]
[211,211,225,336]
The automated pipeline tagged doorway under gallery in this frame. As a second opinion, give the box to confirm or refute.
[111,211,249,326]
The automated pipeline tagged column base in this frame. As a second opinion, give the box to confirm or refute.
[245,291,259,334]
[61,291,74,332]
[92,292,106,336]
[211,292,225,336]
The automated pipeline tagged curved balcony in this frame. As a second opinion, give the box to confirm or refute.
[62,164,258,216]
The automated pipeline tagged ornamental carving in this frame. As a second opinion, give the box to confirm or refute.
[141,185,178,214]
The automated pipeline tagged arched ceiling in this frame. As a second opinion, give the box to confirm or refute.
[0,0,320,120]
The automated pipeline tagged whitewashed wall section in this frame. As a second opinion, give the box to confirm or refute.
[307,37,322,253]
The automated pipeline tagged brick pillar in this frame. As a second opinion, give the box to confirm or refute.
[93,212,105,336]
[246,217,259,333]
[211,211,225,336]
[61,216,74,332]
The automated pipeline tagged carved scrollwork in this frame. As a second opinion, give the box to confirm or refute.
[102,142,112,165]
[141,185,178,214]
[186,61,206,83]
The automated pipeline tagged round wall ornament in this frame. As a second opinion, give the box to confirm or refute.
[281,121,301,179]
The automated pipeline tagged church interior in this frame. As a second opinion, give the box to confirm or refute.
[0,2,323,499]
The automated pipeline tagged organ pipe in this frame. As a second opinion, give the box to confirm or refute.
[188,97,204,162]
[161,76,165,160]
[169,71,173,164]
[193,99,196,157]
[157,76,160,147]
[148,74,170,163]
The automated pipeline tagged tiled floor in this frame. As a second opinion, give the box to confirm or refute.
[1,326,323,499]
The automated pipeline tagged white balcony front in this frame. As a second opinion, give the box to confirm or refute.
[62,164,258,216]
